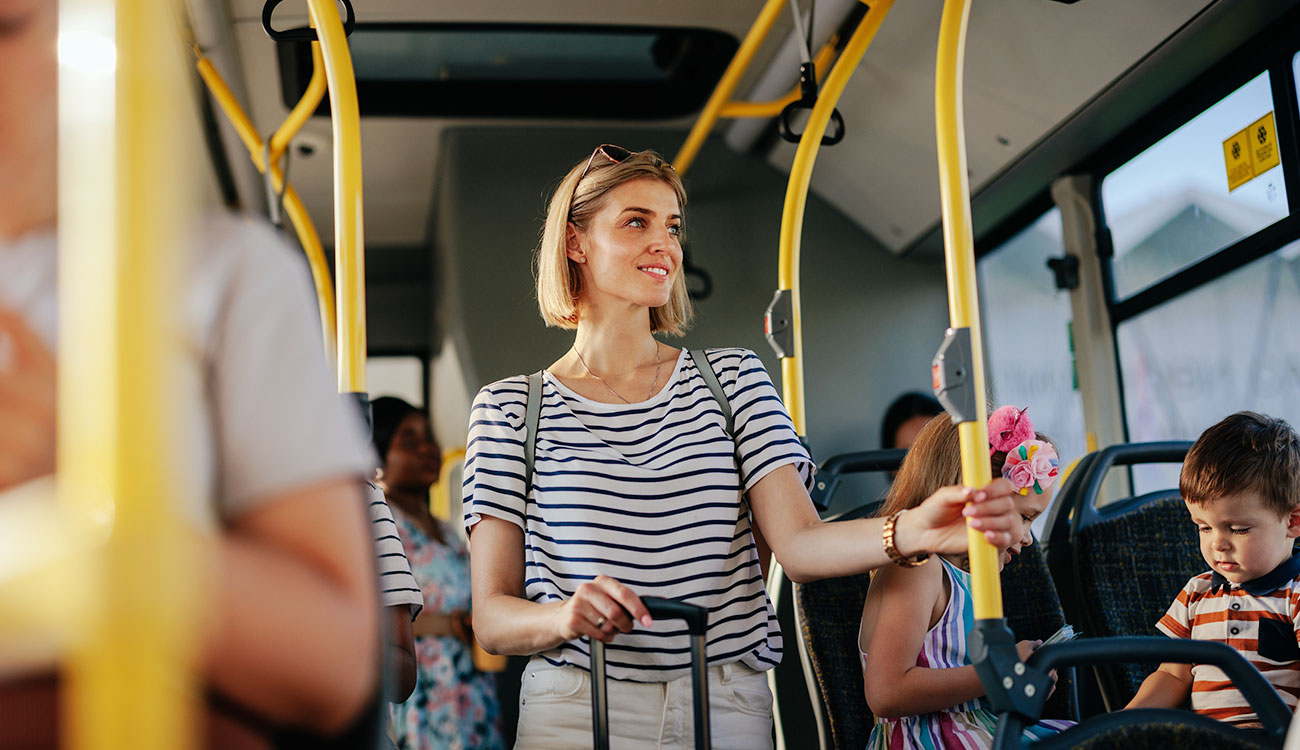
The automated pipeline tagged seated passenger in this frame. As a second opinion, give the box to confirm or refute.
[370,396,504,749]
[882,391,944,452]
[859,407,1071,748]
[0,2,381,744]
[1127,411,1300,727]
[465,144,1024,750]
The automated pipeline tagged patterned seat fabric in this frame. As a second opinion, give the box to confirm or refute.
[1074,496,1207,705]
[1003,542,1075,720]
[795,573,873,750]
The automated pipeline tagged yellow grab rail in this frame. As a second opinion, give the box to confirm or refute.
[195,48,337,357]
[935,0,999,619]
[307,0,367,395]
[717,35,839,119]
[775,0,891,436]
[674,0,787,173]
[269,40,327,166]
[60,0,199,745]
[430,448,467,521]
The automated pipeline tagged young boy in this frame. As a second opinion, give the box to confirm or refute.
[1127,411,1300,727]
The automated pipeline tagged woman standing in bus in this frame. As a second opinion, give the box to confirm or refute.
[465,146,1021,749]
[372,397,503,750]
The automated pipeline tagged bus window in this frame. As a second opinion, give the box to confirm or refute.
[978,207,1086,514]
[1101,71,1289,300]
[1118,238,1300,493]
[368,355,426,407]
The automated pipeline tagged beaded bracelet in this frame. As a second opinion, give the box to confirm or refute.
[882,509,930,568]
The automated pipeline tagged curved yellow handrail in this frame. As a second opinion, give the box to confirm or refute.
[269,41,327,166]
[776,0,892,436]
[935,0,999,619]
[718,36,839,119]
[430,448,467,521]
[61,0,199,746]
[674,0,787,174]
[194,53,337,357]
[307,0,367,394]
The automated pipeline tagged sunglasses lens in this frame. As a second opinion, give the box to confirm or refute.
[599,145,633,163]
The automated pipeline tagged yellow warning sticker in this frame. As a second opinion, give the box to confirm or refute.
[1250,111,1280,174]
[1223,110,1281,192]
[1223,128,1254,192]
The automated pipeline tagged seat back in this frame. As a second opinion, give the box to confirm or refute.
[1001,540,1076,720]
[794,571,874,750]
[1041,441,1197,711]
[1073,492,1205,705]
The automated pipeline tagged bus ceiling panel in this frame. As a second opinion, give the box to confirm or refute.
[763,0,1215,256]
[904,0,1300,259]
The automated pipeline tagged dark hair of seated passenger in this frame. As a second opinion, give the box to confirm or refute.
[370,395,423,464]
[881,391,944,450]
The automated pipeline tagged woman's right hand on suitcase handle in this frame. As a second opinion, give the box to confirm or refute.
[554,575,653,643]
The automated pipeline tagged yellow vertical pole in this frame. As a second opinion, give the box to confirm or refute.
[306,0,367,396]
[776,0,891,436]
[674,0,787,174]
[60,0,198,746]
[934,0,1000,619]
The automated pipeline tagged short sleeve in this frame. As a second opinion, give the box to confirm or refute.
[716,349,814,492]
[1155,580,1195,639]
[367,482,423,619]
[462,379,530,534]
[204,218,374,518]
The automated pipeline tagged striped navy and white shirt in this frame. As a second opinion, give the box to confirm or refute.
[463,348,813,682]
[366,481,424,619]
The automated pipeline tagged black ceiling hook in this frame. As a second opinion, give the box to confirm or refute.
[262,0,355,43]
[778,62,845,146]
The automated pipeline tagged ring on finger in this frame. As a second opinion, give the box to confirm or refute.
[594,616,607,628]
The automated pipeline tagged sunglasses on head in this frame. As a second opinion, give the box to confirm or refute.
[577,144,636,184]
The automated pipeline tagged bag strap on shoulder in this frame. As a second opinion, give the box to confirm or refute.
[688,348,733,437]
[523,371,544,493]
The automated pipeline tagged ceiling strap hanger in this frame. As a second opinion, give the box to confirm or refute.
[779,0,845,145]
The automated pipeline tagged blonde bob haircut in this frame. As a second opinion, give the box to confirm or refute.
[535,149,693,335]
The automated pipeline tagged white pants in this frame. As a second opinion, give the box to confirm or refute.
[515,656,774,750]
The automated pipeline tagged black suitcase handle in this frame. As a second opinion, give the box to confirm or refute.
[591,597,711,749]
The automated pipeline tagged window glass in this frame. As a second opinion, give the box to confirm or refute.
[1118,239,1300,493]
[1102,72,1289,300]
[368,356,425,408]
[979,209,1086,521]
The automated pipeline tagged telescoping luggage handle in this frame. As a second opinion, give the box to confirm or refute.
[591,597,711,750]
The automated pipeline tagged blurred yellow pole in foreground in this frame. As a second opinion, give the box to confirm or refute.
[59,0,199,746]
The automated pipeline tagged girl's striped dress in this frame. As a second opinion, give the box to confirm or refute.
[863,557,1073,749]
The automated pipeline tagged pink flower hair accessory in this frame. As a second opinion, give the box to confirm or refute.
[988,406,1034,456]
[1002,439,1060,495]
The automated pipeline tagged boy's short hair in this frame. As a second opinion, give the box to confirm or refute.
[1181,411,1300,515]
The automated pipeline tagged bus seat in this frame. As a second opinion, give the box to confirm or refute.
[792,510,1075,747]
[794,569,874,750]
[1073,491,1203,706]
[1001,540,1076,721]
[1040,441,1196,712]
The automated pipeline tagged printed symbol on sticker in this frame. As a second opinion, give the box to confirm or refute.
[1232,142,1242,159]
[1258,125,1268,144]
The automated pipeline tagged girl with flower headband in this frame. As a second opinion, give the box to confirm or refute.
[857,407,1069,748]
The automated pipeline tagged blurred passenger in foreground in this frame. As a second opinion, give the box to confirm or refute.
[371,396,503,750]
[0,1,381,745]
[1127,412,1300,728]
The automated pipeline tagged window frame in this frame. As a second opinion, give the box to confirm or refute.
[975,9,1300,449]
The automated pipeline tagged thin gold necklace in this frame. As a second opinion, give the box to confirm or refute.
[573,341,662,404]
